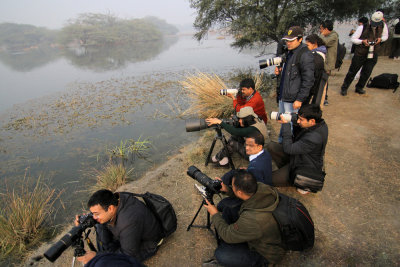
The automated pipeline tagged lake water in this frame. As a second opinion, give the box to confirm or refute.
[0,33,275,221]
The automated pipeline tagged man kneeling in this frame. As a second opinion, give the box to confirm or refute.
[75,189,163,265]
[204,170,285,266]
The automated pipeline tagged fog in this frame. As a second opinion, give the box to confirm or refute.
[0,0,195,29]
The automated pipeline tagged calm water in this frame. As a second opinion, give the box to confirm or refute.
[0,33,275,221]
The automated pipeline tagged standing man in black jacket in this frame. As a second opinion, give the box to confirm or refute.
[275,26,315,143]
[75,189,163,265]
[267,104,328,194]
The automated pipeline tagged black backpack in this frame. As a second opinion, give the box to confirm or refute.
[367,73,399,92]
[395,19,400,34]
[272,193,315,251]
[132,192,177,238]
[335,40,346,70]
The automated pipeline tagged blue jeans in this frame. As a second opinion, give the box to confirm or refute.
[215,241,268,267]
[278,100,298,143]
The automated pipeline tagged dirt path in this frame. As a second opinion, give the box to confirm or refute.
[26,57,400,266]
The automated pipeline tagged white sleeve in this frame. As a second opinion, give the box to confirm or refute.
[381,23,389,42]
[351,25,364,45]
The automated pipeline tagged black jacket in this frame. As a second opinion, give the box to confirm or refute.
[281,44,315,103]
[102,192,163,261]
[281,120,328,179]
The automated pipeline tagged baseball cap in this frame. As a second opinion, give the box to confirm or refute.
[371,11,383,27]
[237,106,257,118]
[282,26,303,41]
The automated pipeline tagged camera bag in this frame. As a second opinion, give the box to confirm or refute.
[132,192,177,238]
[293,167,325,193]
[367,73,399,92]
[272,193,314,251]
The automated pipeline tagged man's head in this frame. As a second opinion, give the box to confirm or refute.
[371,11,383,27]
[320,20,333,36]
[237,106,258,127]
[232,170,257,200]
[297,104,323,128]
[282,26,303,50]
[239,78,255,97]
[305,34,325,51]
[358,17,368,26]
[245,131,264,156]
[87,189,119,224]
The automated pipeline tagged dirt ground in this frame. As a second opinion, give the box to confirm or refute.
[25,57,400,266]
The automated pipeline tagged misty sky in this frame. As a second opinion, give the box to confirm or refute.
[0,0,196,28]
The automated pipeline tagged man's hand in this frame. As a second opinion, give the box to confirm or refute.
[77,251,96,265]
[215,177,229,193]
[362,39,370,46]
[293,100,302,110]
[227,93,236,100]
[275,66,282,75]
[206,118,222,126]
[203,198,218,216]
[375,38,382,45]
[74,215,80,227]
[278,114,289,124]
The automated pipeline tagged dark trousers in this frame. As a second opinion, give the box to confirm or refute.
[390,38,400,58]
[341,53,378,92]
[215,198,268,267]
[215,135,248,161]
[266,141,291,187]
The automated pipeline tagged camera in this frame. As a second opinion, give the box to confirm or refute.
[367,41,376,59]
[187,166,222,202]
[270,111,297,122]
[259,55,286,69]
[185,115,239,132]
[44,213,96,262]
[220,88,239,96]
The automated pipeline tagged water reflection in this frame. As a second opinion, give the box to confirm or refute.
[0,36,178,72]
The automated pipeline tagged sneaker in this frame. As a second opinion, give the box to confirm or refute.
[202,258,220,267]
[323,99,329,106]
[297,188,310,195]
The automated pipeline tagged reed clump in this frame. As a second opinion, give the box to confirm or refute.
[90,162,133,192]
[0,177,61,258]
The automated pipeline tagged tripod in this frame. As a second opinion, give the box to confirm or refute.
[71,229,97,267]
[205,126,235,169]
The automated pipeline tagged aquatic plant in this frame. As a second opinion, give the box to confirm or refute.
[89,162,133,192]
[107,136,153,164]
[0,176,61,258]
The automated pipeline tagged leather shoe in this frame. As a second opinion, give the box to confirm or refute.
[340,89,347,96]
[355,88,366,94]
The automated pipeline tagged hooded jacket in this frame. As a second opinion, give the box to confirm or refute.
[320,30,339,71]
[212,183,285,264]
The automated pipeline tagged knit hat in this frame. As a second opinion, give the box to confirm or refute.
[282,26,303,41]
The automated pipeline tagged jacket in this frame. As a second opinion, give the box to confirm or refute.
[247,150,273,185]
[105,192,163,261]
[281,120,328,179]
[233,91,268,123]
[212,183,285,264]
[221,116,267,141]
[352,23,387,57]
[320,30,339,71]
[280,44,315,103]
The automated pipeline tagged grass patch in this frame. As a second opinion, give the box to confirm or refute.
[106,137,153,164]
[0,176,61,259]
[89,162,133,192]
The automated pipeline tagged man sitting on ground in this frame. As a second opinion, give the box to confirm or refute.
[203,170,285,266]
[75,189,163,265]
[267,104,328,194]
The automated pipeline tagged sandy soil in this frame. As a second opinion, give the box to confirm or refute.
[25,57,400,266]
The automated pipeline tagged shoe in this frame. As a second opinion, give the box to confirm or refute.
[202,258,220,267]
[297,188,310,195]
[323,100,329,106]
[213,162,230,169]
[211,155,219,163]
[340,89,347,96]
[355,88,366,94]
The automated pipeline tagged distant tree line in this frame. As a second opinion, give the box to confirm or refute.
[0,14,179,50]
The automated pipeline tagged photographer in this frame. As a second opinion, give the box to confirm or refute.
[225,78,268,124]
[340,11,388,95]
[267,104,328,194]
[75,189,163,265]
[203,170,285,266]
[206,106,267,167]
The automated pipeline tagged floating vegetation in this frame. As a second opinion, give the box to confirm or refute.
[0,176,62,258]
[106,136,153,164]
[89,162,133,193]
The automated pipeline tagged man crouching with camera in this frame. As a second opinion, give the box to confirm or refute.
[203,170,285,266]
[74,189,163,265]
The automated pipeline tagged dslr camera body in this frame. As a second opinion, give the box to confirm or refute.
[367,41,376,59]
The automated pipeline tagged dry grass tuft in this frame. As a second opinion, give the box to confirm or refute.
[0,176,61,258]
[90,162,133,193]
[180,72,233,118]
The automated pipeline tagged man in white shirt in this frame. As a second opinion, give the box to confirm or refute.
[340,11,388,95]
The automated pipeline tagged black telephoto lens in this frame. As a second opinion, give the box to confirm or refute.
[185,119,208,132]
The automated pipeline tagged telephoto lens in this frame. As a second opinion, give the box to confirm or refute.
[220,88,239,96]
[259,57,283,69]
[270,111,294,122]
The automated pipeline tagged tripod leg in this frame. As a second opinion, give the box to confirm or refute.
[187,201,205,231]
[221,135,235,169]
[205,137,218,166]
